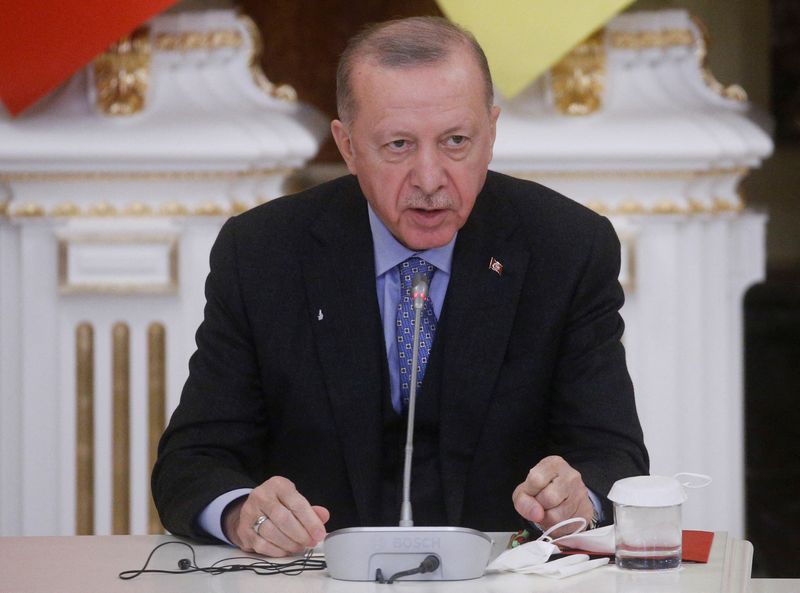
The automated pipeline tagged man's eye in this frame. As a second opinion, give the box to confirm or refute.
[389,139,407,149]
[446,135,467,147]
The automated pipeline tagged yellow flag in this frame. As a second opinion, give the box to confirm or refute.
[436,0,634,99]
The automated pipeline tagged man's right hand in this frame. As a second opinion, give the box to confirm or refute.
[222,476,330,557]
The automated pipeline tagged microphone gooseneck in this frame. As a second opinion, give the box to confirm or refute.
[400,272,430,527]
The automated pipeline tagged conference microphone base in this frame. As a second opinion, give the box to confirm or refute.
[323,526,493,581]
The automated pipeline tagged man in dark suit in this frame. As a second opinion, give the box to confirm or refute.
[152,16,648,557]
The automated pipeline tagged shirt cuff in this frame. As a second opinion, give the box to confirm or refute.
[197,488,253,545]
[587,488,604,524]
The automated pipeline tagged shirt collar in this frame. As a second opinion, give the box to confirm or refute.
[368,204,456,277]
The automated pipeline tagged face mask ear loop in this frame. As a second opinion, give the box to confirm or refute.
[535,517,588,543]
[673,472,713,489]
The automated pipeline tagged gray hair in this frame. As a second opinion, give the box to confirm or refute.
[336,16,494,124]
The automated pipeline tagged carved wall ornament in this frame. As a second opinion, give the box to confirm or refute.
[153,29,243,51]
[92,26,151,116]
[238,15,297,102]
[550,30,606,116]
[0,167,291,183]
[608,27,695,50]
[608,20,746,103]
[691,15,747,103]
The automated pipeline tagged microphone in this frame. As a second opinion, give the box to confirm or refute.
[400,272,429,527]
[324,270,493,582]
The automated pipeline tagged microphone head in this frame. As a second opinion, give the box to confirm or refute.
[412,273,430,309]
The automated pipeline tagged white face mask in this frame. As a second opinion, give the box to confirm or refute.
[552,524,615,554]
[487,518,609,578]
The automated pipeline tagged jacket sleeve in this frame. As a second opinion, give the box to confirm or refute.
[548,216,649,524]
[151,216,266,542]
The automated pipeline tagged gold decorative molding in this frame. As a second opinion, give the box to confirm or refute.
[87,202,118,217]
[0,201,8,217]
[510,166,748,181]
[194,202,228,216]
[147,323,166,534]
[608,21,746,103]
[0,167,290,183]
[9,200,256,219]
[11,202,45,217]
[112,322,130,535]
[123,202,154,216]
[52,202,81,217]
[75,323,94,536]
[93,26,151,116]
[608,28,694,50]
[581,197,744,217]
[510,168,748,216]
[239,15,298,102]
[691,15,747,103]
[154,29,243,52]
[551,30,606,116]
[159,202,190,216]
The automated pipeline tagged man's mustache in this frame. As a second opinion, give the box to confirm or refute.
[402,190,454,210]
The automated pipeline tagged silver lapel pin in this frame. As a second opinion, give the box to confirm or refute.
[317,309,324,321]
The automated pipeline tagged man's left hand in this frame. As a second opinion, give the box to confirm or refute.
[512,455,594,538]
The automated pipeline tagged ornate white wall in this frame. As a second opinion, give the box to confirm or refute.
[0,10,326,536]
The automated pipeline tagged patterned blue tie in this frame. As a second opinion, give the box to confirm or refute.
[396,257,437,411]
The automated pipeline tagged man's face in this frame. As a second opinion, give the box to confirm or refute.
[331,50,500,251]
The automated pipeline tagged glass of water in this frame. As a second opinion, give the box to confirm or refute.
[608,475,686,571]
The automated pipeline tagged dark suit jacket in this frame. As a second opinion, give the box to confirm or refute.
[152,171,648,541]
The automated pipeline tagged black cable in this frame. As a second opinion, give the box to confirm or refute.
[118,541,326,580]
[376,554,440,584]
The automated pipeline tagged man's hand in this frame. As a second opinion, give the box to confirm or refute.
[512,456,594,538]
[223,476,330,557]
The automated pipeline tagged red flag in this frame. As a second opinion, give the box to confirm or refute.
[0,0,177,116]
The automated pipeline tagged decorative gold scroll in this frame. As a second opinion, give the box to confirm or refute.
[0,166,289,183]
[608,21,746,103]
[93,27,151,116]
[238,15,297,101]
[75,323,95,535]
[147,323,166,534]
[112,322,130,534]
[551,30,606,116]
[153,29,243,52]
[691,16,747,102]
[608,28,694,49]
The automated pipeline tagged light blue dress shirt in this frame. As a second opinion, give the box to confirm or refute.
[197,203,600,543]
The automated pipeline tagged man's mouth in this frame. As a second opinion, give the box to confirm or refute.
[409,208,446,222]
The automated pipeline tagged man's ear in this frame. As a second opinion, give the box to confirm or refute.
[331,119,357,175]
[487,105,501,161]
[489,105,501,144]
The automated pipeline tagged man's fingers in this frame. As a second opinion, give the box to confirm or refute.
[274,486,327,543]
[514,456,595,533]
[312,505,331,525]
[512,484,545,523]
[521,455,564,496]
[255,515,306,554]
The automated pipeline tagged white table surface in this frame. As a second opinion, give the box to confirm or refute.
[0,531,770,593]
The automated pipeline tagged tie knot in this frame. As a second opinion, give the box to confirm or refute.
[398,257,436,290]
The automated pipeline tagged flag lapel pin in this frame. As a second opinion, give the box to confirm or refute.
[488,257,503,276]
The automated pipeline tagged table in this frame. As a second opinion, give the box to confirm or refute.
[0,531,763,593]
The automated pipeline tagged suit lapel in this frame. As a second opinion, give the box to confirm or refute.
[438,181,530,525]
[301,179,384,526]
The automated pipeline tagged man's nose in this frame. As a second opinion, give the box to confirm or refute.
[410,145,447,196]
